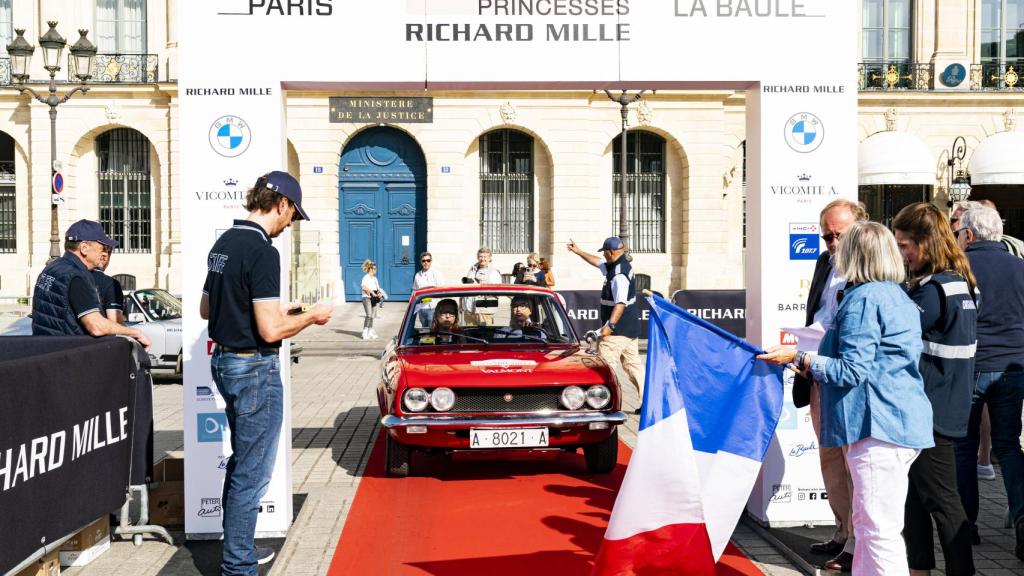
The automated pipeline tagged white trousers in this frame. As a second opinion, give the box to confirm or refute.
[844,437,920,576]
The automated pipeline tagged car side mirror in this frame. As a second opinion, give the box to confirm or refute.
[128,312,146,323]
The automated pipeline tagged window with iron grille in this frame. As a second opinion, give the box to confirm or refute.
[480,129,534,253]
[98,128,151,253]
[95,0,147,53]
[0,132,14,253]
[861,0,913,88]
[981,0,1024,87]
[859,184,929,228]
[612,131,666,253]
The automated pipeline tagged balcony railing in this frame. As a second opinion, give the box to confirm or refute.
[68,53,158,83]
[859,61,933,90]
[971,61,1023,91]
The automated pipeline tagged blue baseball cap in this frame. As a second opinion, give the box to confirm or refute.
[65,219,118,247]
[598,236,624,251]
[260,171,309,221]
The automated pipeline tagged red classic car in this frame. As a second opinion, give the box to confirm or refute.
[377,285,626,476]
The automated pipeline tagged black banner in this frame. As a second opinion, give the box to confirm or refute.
[557,290,652,337]
[671,289,746,338]
[0,337,147,574]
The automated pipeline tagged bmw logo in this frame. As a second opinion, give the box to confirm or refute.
[208,115,252,158]
[785,112,824,153]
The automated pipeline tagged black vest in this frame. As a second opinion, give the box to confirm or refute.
[31,253,98,336]
[600,256,640,338]
[915,271,978,438]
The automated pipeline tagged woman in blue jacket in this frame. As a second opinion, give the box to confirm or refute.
[761,221,934,576]
[893,203,977,576]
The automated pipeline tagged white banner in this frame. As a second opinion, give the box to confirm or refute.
[180,0,857,530]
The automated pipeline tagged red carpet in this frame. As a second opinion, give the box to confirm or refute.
[328,432,764,576]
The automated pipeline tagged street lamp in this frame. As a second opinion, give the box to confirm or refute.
[7,23,96,261]
[946,135,972,208]
[603,89,649,257]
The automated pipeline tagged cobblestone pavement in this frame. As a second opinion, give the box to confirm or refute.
[57,302,1018,576]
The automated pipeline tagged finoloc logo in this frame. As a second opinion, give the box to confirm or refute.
[208,115,251,158]
[785,112,824,153]
[198,412,229,443]
[789,223,820,260]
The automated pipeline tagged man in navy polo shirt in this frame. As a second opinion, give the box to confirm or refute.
[200,171,331,575]
[31,219,149,349]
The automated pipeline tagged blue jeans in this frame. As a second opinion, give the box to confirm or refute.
[416,307,434,328]
[953,371,1024,529]
[211,350,283,576]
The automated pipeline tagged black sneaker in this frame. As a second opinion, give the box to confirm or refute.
[256,547,276,566]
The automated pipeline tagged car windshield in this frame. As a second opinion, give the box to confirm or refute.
[132,289,182,321]
[402,291,576,346]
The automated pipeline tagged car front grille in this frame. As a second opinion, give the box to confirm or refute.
[451,387,562,413]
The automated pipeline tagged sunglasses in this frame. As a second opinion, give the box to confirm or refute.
[421,259,431,263]
[821,232,841,242]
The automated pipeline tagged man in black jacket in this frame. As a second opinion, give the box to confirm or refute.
[953,205,1024,560]
[797,199,867,569]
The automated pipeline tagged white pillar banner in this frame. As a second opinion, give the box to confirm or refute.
[180,0,857,532]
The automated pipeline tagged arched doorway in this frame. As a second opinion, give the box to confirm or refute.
[339,127,426,301]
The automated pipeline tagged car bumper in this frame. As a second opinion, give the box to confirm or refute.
[381,411,627,430]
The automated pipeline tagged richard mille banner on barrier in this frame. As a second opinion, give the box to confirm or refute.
[181,0,856,528]
[0,338,136,574]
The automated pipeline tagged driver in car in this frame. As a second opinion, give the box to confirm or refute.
[428,298,462,344]
[496,296,546,340]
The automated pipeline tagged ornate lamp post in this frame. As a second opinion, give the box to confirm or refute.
[7,23,96,261]
[946,135,972,208]
[603,89,648,257]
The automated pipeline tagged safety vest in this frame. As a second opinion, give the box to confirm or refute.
[600,256,640,339]
[31,253,98,336]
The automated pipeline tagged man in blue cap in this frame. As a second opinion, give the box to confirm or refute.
[568,236,644,412]
[31,219,150,349]
[200,171,332,575]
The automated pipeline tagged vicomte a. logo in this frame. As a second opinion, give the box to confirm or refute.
[208,115,251,158]
[785,112,824,153]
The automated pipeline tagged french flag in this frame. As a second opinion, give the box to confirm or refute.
[593,294,783,575]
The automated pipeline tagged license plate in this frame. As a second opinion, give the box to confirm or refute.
[470,428,549,449]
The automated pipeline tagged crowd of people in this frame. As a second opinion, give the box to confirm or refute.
[760,199,1024,575]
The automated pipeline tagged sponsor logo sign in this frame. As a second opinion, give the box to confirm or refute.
[198,497,222,518]
[196,386,215,401]
[197,413,229,443]
[789,223,820,260]
[208,115,251,158]
[770,483,792,503]
[785,112,824,153]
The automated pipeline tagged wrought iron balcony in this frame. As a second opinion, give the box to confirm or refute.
[68,53,158,83]
[859,61,933,90]
[971,61,1023,90]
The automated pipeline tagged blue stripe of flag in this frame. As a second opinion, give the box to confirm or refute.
[640,294,783,462]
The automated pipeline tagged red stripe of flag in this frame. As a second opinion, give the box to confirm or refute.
[591,522,717,576]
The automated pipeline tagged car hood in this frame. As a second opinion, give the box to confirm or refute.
[397,348,612,388]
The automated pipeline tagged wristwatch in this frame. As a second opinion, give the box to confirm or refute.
[606,322,617,330]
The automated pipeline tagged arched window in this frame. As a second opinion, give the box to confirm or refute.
[0,132,14,253]
[612,130,666,253]
[861,0,913,88]
[95,0,147,53]
[981,0,1024,88]
[98,128,151,253]
[480,129,533,253]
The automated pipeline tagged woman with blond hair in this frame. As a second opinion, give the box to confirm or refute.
[760,221,934,575]
[892,202,977,576]
[360,259,386,340]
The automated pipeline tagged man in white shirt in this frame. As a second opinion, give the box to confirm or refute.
[412,251,445,327]
[463,246,501,325]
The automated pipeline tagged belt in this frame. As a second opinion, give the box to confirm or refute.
[216,345,280,356]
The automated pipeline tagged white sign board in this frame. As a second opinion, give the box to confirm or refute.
[180,0,857,533]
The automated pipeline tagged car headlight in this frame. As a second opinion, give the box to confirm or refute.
[561,386,585,410]
[585,385,611,409]
[430,387,456,412]
[403,388,429,412]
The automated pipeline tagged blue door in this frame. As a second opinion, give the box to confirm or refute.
[340,127,426,302]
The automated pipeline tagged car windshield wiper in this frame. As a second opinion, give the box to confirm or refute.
[432,330,489,346]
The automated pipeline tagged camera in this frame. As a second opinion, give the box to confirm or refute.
[462,276,477,284]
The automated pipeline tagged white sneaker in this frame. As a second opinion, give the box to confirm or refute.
[361,328,370,340]
[978,463,996,480]
[370,329,380,340]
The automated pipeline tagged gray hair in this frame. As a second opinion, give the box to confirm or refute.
[834,221,906,284]
[960,206,1003,241]
[952,200,984,219]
